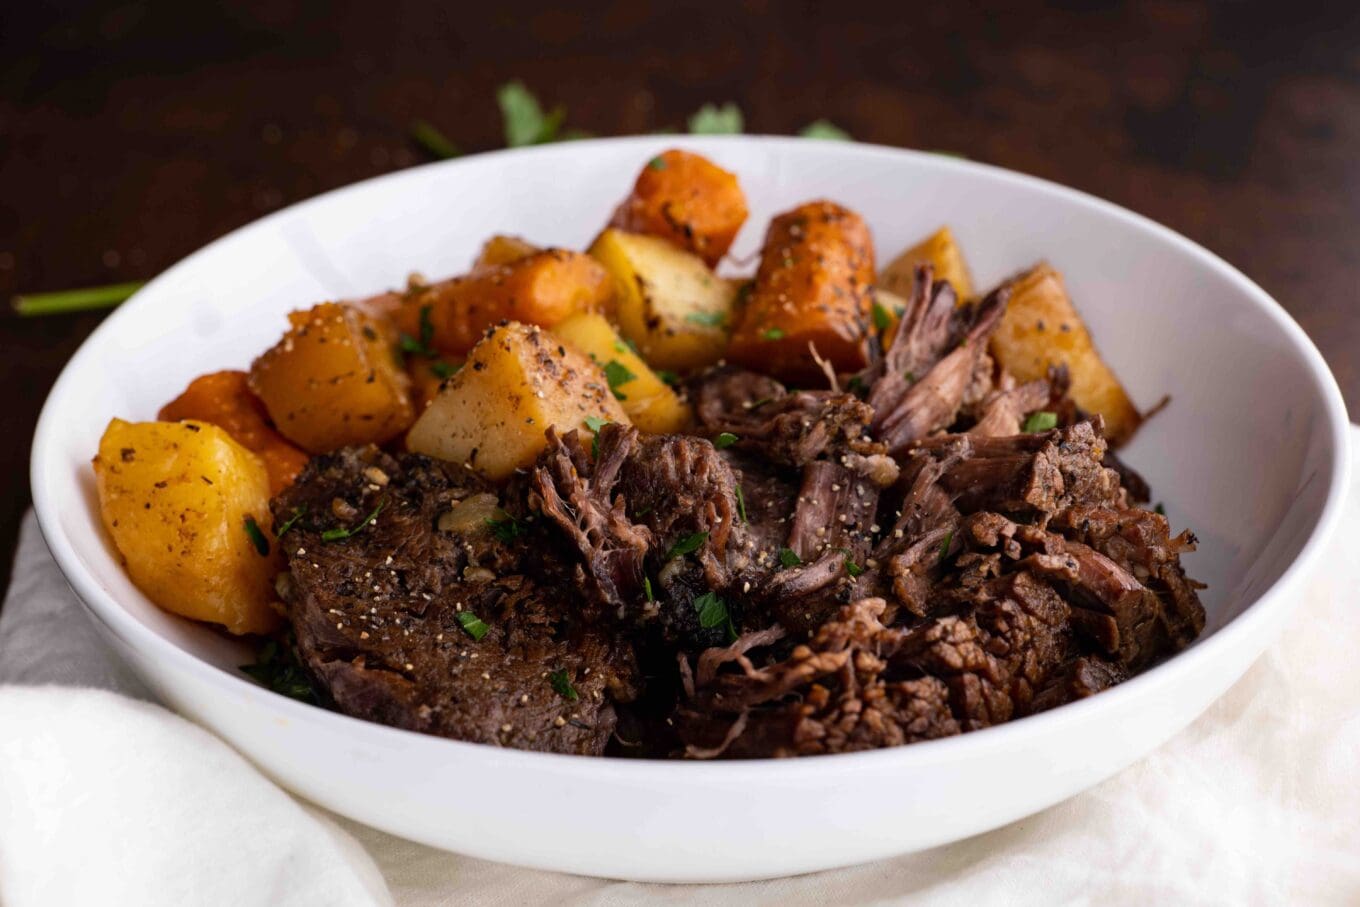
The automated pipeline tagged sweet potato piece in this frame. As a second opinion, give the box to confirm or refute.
[402,249,613,355]
[880,226,974,301]
[551,311,691,434]
[93,418,281,635]
[249,303,415,453]
[159,370,308,494]
[990,263,1142,444]
[727,200,876,383]
[588,228,738,372]
[474,234,540,269]
[406,321,630,480]
[607,149,748,266]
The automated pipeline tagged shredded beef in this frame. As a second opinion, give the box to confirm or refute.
[262,272,1205,761]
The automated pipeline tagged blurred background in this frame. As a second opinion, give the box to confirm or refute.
[3,0,1358,597]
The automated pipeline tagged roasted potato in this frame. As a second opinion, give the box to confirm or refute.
[607,149,748,267]
[406,321,630,480]
[473,234,540,270]
[159,370,309,494]
[249,303,415,454]
[879,225,974,301]
[93,419,281,635]
[588,228,738,372]
[727,200,876,383]
[990,263,1142,444]
[406,249,613,355]
[551,311,690,434]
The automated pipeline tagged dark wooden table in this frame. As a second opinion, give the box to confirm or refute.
[3,1,1357,598]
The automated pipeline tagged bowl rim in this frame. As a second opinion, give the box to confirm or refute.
[31,134,1352,781]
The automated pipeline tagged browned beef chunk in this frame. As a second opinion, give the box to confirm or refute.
[896,571,1071,728]
[962,509,1202,669]
[690,366,882,468]
[272,447,638,755]
[676,599,962,757]
[528,426,652,617]
[918,420,1124,518]
[863,265,958,415]
[968,376,1054,437]
[1031,655,1127,713]
[873,284,1010,455]
[721,450,798,559]
[1050,504,1206,653]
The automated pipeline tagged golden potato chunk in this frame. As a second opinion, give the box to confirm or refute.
[880,225,974,301]
[249,303,415,454]
[551,311,691,434]
[588,228,737,372]
[406,321,630,480]
[93,419,281,635]
[990,263,1142,444]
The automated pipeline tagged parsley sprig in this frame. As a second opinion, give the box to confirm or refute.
[321,500,385,542]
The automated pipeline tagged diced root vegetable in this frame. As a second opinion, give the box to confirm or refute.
[249,303,415,454]
[990,263,1142,444]
[588,228,738,373]
[551,311,691,434]
[406,321,630,480]
[93,418,282,635]
[158,369,309,495]
[607,149,748,267]
[880,225,975,302]
[727,199,876,383]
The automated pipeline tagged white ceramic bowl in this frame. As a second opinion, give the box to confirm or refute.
[31,137,1350,882]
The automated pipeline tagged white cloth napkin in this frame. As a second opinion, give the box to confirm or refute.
[3,429,1359,906]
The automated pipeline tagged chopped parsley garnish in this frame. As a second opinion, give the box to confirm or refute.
[778,547,802,568]
[714,432,739,449]
[498,80,568,146]
[799,119,852,141]
[904,370,915,383]
[686,310,726,328]
[430,360,459,379]
[938,529,955,564]
[1022,411,1059,433]
[584,416,610,458]
[12,281,146,317]
[321,500,385,542]
[687,102,744,135]
[647,155,668,171]
[484,512,525,543]
[240,637,315,703]
[643,576,655,602]
[844,558,864,578]
[602,360,637,400]
[693,591,737,641]
[613,337,638,355]
[399,305,437,358]
[846,375,867,397]
[409,119,460,159]
[761,327,786,341]
[456,611,490,641]
[549,668,579,701]
[735,484,748,524]
[666,532,708,560]
[243,516,270,556]
[1153,502,1166,516]
[274,506,306,538]
[656,369,680,387]
[871,301,893,331]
